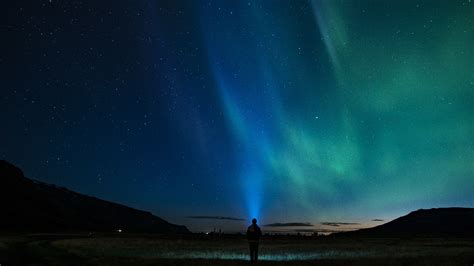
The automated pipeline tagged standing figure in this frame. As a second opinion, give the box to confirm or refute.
[246,218,262,264]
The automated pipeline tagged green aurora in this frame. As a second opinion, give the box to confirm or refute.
[201,0,473,226]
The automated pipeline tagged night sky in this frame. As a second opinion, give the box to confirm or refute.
[2,0,473,232]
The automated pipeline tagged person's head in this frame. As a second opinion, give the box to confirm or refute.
[252,218,257,225]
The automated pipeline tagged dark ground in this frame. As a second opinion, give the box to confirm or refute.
[0,233,473,266]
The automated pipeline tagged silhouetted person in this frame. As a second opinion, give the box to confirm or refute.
[246,218,262,264]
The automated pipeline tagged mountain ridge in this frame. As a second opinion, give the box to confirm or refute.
[339,207,474,237]
[0,160,190,234]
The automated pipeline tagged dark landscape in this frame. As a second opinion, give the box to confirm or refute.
[0,160,189,234]
[1,161,473,265]
[1,234,473,266]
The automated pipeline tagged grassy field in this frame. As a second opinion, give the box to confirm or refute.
[0,234,473,265]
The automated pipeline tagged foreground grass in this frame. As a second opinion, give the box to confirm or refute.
[0,234,473,265]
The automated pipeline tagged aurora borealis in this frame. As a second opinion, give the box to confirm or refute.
[2,0,473,232]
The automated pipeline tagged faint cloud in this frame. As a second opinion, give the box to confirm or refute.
[372,219,384,222]
[321,222,360,227]
[264,222,313,227]
[186,216,244,221]
[265,228,347,234]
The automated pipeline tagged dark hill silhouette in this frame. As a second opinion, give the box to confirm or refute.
[340,208,474,237]
[0,160,190,234]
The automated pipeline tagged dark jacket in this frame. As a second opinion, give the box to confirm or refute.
[246,224,262,242]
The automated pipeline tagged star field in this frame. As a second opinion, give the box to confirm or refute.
[1,0,473,232]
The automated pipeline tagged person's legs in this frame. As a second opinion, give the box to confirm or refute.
[254,243,259,262]
[249,243,258,263]
[249,243,255,262]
